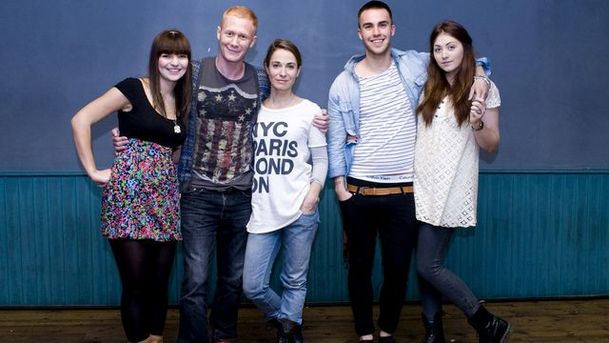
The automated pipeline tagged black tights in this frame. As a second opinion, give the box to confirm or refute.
[109,239,177,342]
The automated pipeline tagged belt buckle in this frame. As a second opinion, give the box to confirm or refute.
[359,186,372,195]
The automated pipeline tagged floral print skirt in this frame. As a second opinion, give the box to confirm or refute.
[101,138,181,241]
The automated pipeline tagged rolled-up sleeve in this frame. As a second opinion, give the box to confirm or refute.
[327,84,346,179]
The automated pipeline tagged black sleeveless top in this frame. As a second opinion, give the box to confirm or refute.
[115,78,186,149]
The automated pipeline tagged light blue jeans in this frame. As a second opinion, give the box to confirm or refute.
[242,208,319,325]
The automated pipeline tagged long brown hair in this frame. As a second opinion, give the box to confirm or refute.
[148,29,192,118]
[417,20,476,127]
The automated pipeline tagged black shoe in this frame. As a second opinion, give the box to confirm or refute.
[478,315,511,343]
[292,322,304,343]
[421,312,446,343]
[468,308,511,343]
[276,318,303,343]
[267,317,281,329]
[378,336,397,343]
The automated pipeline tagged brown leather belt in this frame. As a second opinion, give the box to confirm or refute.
[347,184,413,196]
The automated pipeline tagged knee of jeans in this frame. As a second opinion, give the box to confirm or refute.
[280,272,307,290]
[416,259,442,281]
[282,279,307,292]
[181,270,210,296]
[218,266,245,288]
[243,278,266,301]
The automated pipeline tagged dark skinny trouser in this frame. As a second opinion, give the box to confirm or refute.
[416,222,481,319]
[339,180,418,337]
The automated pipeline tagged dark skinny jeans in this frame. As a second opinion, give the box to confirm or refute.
[416,222,481,319]
[339,179,418,337]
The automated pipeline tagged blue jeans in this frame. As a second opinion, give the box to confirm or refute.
[416,222,481,320]
[178,188,251,343]
[242,208,319,325]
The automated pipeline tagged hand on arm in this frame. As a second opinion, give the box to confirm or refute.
[469,65,491,101]
[312,108,329,133]
[71,87,130,186]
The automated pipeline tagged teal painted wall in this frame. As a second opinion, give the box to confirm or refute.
[1,171,608,306]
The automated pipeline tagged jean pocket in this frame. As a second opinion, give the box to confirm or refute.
[239,189,253,199]
[337,193,355,203]
[300,208,320,224]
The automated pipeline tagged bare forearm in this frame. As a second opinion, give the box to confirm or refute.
[474,127,500,152]
[473,107,500,153]
[71,116,98,176]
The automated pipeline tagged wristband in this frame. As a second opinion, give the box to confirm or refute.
[472,120,484,131]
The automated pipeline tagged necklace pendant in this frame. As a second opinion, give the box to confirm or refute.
[174,125,181,134]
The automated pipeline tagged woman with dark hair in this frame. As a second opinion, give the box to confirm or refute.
[414,21,511,343]
[242,39,327,343]
[71,29,191,343]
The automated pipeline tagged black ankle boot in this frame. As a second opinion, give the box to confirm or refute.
[276,318,303,343]
[468,307,512,343]
[421,312,446,343]
[292,324,303,343]
[267,318,281,331]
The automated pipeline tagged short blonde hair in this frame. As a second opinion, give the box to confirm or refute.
[222,6,258,31]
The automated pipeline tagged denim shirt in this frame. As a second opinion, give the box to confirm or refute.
[327,48,490,179]
[327,48,429,179]
[177,58,270,190]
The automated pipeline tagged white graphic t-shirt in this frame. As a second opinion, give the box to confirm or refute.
[247,99,327,233]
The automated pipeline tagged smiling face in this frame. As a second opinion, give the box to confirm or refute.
[265,48,301,93]
[433,32,465,81]
[357,7,395,57]
[158,53,189,82]
[216,14,257,65]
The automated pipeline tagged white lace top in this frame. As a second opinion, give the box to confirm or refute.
[413,82,500,228]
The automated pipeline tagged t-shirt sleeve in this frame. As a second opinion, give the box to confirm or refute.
[485,81,501,109]
[307,103,327,148]
[114,78,139,104]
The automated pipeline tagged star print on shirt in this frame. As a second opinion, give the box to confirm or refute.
[215,94,223,102]
[228,93,236,102]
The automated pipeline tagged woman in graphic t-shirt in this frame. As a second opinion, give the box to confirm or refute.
[242,39,327,343]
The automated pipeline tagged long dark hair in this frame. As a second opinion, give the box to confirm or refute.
[148,29,192,118]
[417,20,476,127]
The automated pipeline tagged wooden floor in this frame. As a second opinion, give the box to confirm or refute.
[1,299,608,342]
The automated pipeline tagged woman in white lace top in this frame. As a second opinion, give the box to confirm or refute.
[413,20,511,343]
